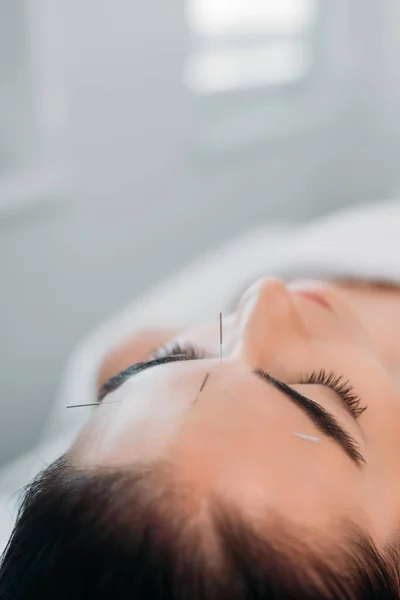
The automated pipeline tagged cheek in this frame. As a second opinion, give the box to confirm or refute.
[292,292,375,350]
[306,312,372,348]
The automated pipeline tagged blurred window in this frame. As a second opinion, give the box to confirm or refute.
[185,0,318,94]
[184,0,326,155]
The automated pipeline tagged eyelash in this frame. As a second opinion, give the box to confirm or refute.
[150,341,206,361]
[150,344,367,420]
[300,369,367,419]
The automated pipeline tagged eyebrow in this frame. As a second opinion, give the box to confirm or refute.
[99,356,365,467]
[98,355,195,401]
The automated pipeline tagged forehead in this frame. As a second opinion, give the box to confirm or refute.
[73,361,245,459]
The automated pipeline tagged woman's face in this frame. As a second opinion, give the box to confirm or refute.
[72,278,400,548]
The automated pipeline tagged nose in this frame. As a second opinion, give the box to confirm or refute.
[232,278,307,369]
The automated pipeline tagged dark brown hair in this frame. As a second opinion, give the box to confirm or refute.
[0,455,399,599]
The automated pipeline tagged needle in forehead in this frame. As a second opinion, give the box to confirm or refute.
[193,372,211,404]
[200,372,211,392]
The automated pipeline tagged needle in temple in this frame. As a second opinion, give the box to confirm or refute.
[219,312,223,363]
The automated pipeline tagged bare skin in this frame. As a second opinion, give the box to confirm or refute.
[71,277,400,551]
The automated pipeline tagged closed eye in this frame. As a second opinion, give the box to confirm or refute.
[300,369,367,420]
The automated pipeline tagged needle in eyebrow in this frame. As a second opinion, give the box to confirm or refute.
[219,312,223,363]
